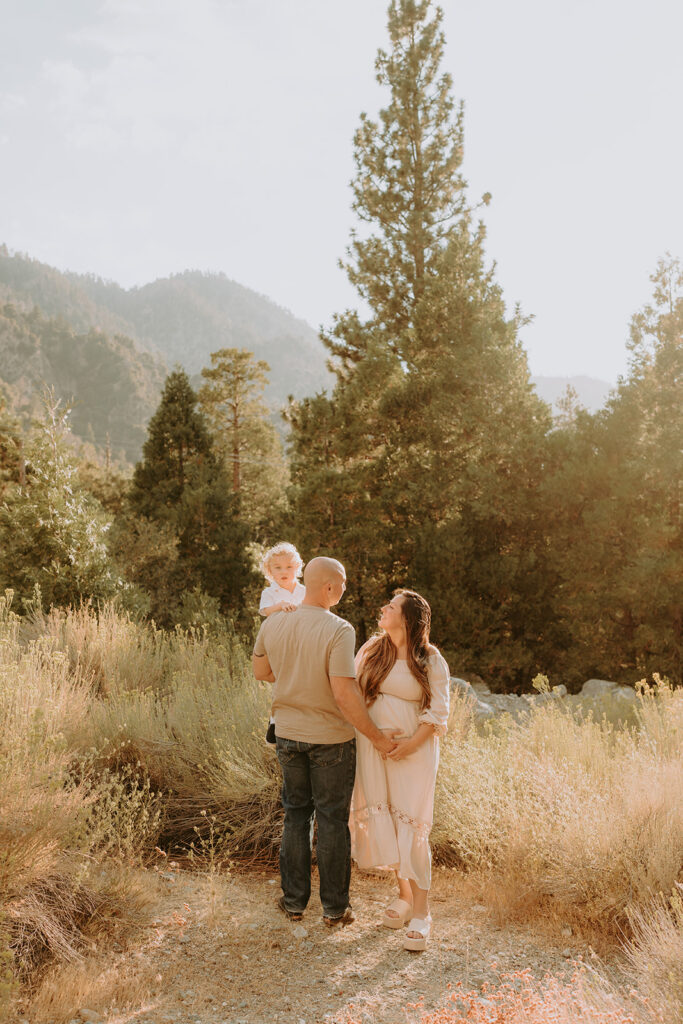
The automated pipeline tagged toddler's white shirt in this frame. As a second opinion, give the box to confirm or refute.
[259,580,306,614]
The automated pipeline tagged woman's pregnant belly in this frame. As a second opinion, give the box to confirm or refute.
[368,692,420,738]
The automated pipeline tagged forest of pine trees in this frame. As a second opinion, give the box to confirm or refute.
[0,0,679,691]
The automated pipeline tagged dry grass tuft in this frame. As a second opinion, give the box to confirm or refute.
[20,601,171,696]
[28,951,153,1024]
[76,619,281,861]
[623,883,683,1022]
[6,867,152,983]
[0,595,159,1005]
[433,680,683,939]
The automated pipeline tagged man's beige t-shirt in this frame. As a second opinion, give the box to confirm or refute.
[253,605,356,744]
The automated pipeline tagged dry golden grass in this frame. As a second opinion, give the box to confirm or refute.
[14,599,281,859]
[2,596,681,1019]
[433,678,683,939]
[20,601,171,696]
[78,622,281,859]
[28,958,152,1024]
[0,595,159,1010]
[624,883,683,1022]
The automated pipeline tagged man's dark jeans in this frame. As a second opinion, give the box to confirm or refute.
[276,737,356,920]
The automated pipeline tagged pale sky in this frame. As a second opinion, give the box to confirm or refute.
[1,0,681,382]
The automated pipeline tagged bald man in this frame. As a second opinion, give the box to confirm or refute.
[253,556,397,927]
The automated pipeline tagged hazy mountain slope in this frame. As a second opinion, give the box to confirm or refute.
[0,248,333,408]
[72,270,333,403]
[0,246,138,340]
[0,303,166,463]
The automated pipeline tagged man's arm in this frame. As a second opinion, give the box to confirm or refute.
[253,652,275,683]
[330,676,398,755]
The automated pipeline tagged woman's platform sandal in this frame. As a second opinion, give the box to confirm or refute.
[381,898,413,930]
[403,915,432,951]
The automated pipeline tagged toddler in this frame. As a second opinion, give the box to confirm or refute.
[259,542,306,743]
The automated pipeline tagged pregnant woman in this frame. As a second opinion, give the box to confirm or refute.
[350,589,450,951]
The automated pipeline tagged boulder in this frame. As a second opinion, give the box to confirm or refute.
[450,672,491,695]
[487,694,531,720]
[581,678,618,697]
[450,677,476,699]
[472,700,496,722]
[614,685,637,702]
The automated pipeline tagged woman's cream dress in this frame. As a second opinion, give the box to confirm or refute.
[350,651,450,890]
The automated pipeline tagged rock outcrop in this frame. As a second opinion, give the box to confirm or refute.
[451,676,637,726]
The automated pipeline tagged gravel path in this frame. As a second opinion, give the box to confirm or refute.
[26,866,597,1024]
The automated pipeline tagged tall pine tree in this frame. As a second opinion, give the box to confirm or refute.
[288,0,553,681]
[326,0,468,366]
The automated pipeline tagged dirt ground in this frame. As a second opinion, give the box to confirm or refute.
[20,864,603,1024]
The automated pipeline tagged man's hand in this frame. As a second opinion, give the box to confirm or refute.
[374,730,402,756]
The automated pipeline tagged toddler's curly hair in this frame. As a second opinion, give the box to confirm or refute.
[260,542,304,582]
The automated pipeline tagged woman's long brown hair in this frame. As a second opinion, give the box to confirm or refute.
[358,589,433,711]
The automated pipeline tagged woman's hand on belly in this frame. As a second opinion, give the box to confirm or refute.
[385,735,418,760]
[387,722,435,760]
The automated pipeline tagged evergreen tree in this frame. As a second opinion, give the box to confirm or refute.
[127,369,254,622]
[544,256,682,685]
[620,255,682,682]
[0,393,116,609]
[327,0,470,365]
[0,388,24,499]
[130,370,215,521]
[403,238,557,686]
[108,511,181,623]
[76,446,129,518]
[289,0,553,680]
[199,348,288,537]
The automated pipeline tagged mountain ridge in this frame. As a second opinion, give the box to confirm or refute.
[0,247,333,406]
[0,246,614,461]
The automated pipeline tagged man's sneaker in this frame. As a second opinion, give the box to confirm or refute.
[323,906,355,928]
[277,896,303,921]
